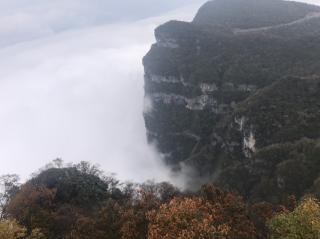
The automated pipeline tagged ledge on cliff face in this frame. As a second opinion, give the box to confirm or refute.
[143,0,320,201]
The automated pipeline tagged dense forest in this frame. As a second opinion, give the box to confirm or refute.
[0,159,320,239]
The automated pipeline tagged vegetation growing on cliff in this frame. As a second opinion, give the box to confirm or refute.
[143,0,320,204]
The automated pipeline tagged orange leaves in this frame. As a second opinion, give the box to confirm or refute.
[147,195,255,239]
[119,189,161,239]
[146,185,257,239]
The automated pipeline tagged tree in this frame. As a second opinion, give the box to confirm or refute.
[6,165,125,239]
[250,201,289,239]
[200,185,257,239]
[0,219,45,239]
[147,185,256,239]
[93,199,123,239]
[119,184,161,239]
[0,219,26,239]
[268,197,320,239]
[0,174,20,219]
[29,166,110,209]
[147,197,230,239]
[75,161,102,177]
[6,183,56,237]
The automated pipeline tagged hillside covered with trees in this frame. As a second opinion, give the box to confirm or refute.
[1,160,320,239]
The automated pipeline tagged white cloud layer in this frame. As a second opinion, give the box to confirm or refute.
[295,0,320,5]
[0,0,205,183]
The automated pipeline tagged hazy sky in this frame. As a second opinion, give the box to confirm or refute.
[297,0,320,5]
[0,0,206,183]
[0,0,319,183]
[0,0,208,48]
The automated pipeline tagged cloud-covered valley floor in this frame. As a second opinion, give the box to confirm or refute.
[0,1,207,183]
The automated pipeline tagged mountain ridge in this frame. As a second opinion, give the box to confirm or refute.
[143,0,320,201]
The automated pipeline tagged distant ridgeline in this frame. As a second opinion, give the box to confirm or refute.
[143,0,320,202]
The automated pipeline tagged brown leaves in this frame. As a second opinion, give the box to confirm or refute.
[7,173,303,239]
[147,197,230,239]
[0,219,45,239]
[147,185,257,239]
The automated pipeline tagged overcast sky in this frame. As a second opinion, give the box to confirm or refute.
[0,0,208,48]
[0,0,207,184]
[0,0,319,183]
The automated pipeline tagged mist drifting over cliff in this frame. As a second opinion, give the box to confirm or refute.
[0,0,206,183]
[0,0,319,184]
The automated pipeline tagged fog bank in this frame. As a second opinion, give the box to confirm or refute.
[0,1,205,183]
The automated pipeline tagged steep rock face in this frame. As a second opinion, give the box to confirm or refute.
[217,76,320,199]
[143,0,320,201]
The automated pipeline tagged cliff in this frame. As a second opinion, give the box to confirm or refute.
[143,0,320,202]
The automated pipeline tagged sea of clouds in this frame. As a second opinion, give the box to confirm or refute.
[0,0,206,184]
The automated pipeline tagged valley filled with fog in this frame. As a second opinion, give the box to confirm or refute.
[0,0,205,182]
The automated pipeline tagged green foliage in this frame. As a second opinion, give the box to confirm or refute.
[30,164,110,209]
[235,77,320,148]
[219,138,320,203]
[268,197,320,239]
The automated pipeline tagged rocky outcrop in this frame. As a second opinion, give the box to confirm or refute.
[143,0,320,201]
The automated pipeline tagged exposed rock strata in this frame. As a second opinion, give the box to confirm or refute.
[143,0,320,201]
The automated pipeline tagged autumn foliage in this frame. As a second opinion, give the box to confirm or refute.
[0,219,44,239]
[0,162,316,239]
[147,197,230,239]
